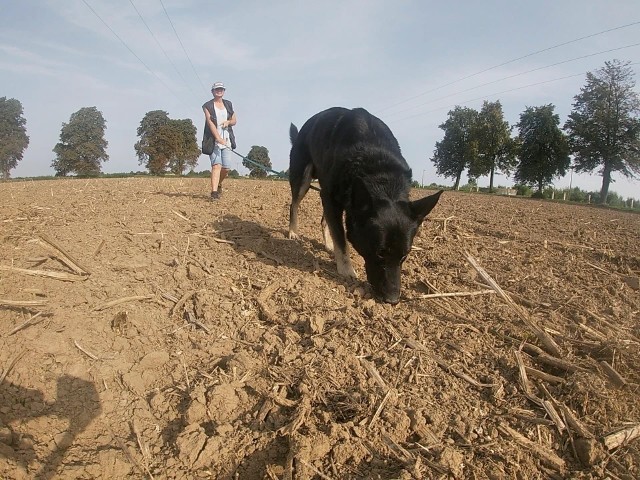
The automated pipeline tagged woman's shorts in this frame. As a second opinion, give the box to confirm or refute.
[210,144,231,168]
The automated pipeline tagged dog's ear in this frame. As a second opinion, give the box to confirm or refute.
[410,190,443,223]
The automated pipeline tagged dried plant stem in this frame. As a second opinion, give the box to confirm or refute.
[603,424,640,450]
[524,366,565,384]
[358,357,388,390]
[0,265,86,282]
[36,234,90,275]
[415,289,496,300]
[0,298,47,307]
[0,350,26,384]
[498,423,566,472]
[93,239,106,257]
[7,311,44,336]
[466,253,562,357]
[73,340,99,360]
[172,210,189,222]
[599,361,627,388]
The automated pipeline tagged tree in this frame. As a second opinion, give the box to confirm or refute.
[167,119,200,175]
[514,104,570,195]
[52,107,108,176]
[135,110,171,175]
[135,112,200,175]
[431,106,478,189]
[468,100,517,192]
[0,97,29,180]
[564,60,640,204]
[244,145,272,178]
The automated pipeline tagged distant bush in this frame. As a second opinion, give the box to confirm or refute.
[513,184,533,197]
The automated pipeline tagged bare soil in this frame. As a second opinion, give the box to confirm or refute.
[1,177,639,479]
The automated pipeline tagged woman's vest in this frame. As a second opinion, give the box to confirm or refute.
[202,98,236,149]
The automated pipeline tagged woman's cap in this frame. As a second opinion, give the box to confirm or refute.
[212,82,225,90]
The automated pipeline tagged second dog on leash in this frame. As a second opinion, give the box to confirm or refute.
[288,107,442,304]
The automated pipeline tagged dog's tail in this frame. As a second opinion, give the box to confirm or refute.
[289,123,299,145]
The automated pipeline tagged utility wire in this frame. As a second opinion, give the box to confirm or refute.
[81,0,189,107]
[159,0,207,93]
[128,0,199,101]
[383,42,640,120]
[378,20,640,115]
[389,61,640,123]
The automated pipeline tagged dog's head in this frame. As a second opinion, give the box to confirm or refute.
[347,184,442,304]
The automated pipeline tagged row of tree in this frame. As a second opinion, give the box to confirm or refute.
[0,99,275,178]
[431,60,640,203]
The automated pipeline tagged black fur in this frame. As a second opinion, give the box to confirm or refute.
[288,107,442,304]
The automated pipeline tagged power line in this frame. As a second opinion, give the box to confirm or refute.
[383,42,640,120]
[378,20,640,115]
[81,0,189,107]
[390,61,640,123]
[128,0,198,101]
[159,0,207,93]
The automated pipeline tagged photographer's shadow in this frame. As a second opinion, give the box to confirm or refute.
[0,375,101,479]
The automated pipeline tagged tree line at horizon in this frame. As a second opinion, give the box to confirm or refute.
[1,60,639,205]
[0,105,274,181]
[431,60,640,204]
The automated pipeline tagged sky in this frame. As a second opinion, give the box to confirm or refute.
[1,0,639,199]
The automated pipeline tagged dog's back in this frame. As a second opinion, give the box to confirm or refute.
[290,107,411,194]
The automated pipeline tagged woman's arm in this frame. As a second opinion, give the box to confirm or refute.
[221,112,237,129]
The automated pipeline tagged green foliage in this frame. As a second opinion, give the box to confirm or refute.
[52,107,108,176]
[564,60,640,204]
[459,181,479,192]
[469,101,518,192]
[167,119,200,175]
[228,169,241,178]
[0,97,29,180]
[514,104,570,193]
[566,186,589,203]
[244,145,272,178]
[431,106,479,189]
[605,191,626,207]
[512,184,533,196]
[134,111,199,175]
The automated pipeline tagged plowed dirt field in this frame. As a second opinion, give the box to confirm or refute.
[1,177,639,479]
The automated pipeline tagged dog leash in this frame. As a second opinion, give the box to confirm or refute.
[228,148,320,192]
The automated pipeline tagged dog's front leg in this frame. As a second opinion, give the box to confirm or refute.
[322,202,357,279]
[288,202,300,240]
[320,215,334,252]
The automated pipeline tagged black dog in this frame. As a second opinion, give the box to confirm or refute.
[288,107,442,304]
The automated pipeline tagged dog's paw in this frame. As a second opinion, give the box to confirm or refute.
[336,258,357,279]
[288,230,299,240]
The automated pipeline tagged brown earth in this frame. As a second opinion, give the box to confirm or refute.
[1,177,639,480]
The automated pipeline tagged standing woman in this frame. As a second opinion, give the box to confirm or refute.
[202,82,237,199]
